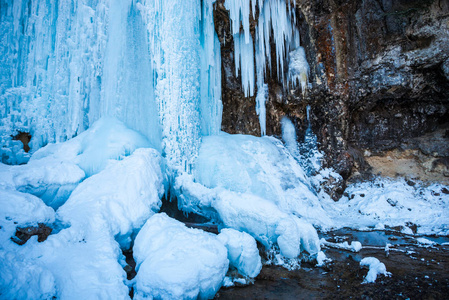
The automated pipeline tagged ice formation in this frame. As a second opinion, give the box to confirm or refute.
[193,133,331,226]
[0,0,222,173]
[288,46,310,95]
[360,257,391,284]
[321,239,363,252]
[224,0,308,135]
[133,213,229,300]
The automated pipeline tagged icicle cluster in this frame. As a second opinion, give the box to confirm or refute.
[224,0,309,135]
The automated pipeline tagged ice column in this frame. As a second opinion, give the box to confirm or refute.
[200,0,223,137]
[138,0,203,173]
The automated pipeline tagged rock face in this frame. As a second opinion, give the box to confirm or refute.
[215,0,449,183]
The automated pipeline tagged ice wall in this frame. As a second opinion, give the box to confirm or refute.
[0,0,222,172]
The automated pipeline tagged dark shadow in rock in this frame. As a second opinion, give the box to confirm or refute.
[12,132,32,153]
[159,193,211,224]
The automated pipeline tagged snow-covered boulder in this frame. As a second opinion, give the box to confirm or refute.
[0,147,165,299]
[217,228,262,278]
[133,213,229,300]
[192,133,331,227]
[0,188,57,299]
[213,190,320,258]
[58,147,165,247]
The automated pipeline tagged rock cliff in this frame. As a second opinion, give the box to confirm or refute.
[215,0,449,184]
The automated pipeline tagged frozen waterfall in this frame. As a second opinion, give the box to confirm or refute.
[0,0,222,172]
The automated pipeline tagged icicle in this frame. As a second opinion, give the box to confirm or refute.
[224,0,308,134]
[234,33,255,97]
[224,0,251,44]
[200,0,223,136]
[306,104,311,125]
[255,25,267,136]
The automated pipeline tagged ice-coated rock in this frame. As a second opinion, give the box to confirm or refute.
[133,213,229,300]
[217,228,262,278]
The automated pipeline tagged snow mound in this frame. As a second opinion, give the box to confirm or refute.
[11,160,85,209]
[2,117,152,209]
[58,148,165,247]
[360,257,391,283]
[32,117,152,177]
[193,133,331,227]
[0,148,165,299]
[133,213,229,300]
[0,189,55,230]
[217,228,262,278]
[213,190,320,258]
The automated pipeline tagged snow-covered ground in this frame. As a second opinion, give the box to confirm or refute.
[0,118,448,299]
[320,177,449,236]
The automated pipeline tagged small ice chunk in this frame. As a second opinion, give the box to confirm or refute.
[416,237,437,246]
[320,239,362,252]
[360,257,391,283]
[316,251,331,267]
[351,241,363,252]
[133,213,229,300]
[217,228,262,278]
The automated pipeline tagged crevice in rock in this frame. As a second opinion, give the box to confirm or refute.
[11,223,53,245]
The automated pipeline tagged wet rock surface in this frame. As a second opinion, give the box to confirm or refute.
[215,230,449,299]
[214,0,449,182]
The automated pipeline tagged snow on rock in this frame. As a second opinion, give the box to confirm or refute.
[316,251,331,267]
[0,189,55,231]
[193,133,331,227]
[217,228,262,278]
[320,239,363,252]
[0,189,57,299]
[0,187,52,240]
[133,213,229,300]
[11,160,86,209]
[416,237,437,247]
[213,190,320,258]
[321,178,449,235]
[360,257,391,284]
